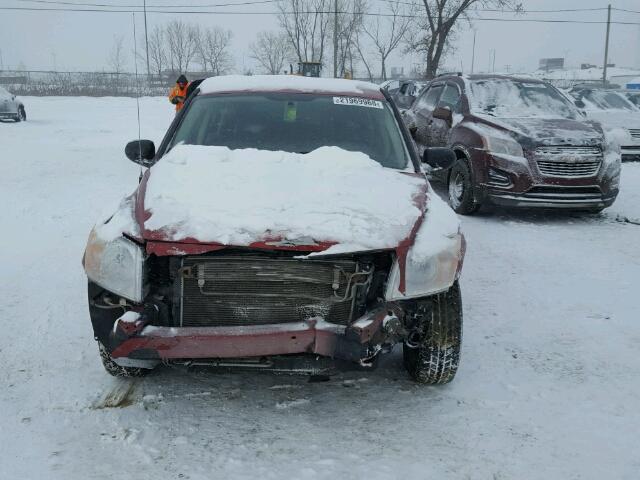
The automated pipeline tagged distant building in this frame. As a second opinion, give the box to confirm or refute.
[539,58,565,71]
[390,66,404,79]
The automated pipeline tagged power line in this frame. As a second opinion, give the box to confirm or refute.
[8,0,613,14]
[612,7,640,14]
[13,0,278,8]
[4,4,640,23]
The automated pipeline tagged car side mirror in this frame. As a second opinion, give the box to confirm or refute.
[423,147,456,170]
[432,106,453,123]
[125,139,155,166]
[574,99,586,109]
[408,125,418,139]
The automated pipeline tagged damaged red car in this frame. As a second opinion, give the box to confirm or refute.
[83,75,465,384]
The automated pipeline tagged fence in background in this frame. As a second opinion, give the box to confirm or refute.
[0,70,180,96]
[0,70,390,96]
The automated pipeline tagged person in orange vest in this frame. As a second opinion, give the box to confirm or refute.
[169,75,189,113]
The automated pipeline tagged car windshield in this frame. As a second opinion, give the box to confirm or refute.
[578,90,637,111]
[469,79,579,119]
[168,93,410,169]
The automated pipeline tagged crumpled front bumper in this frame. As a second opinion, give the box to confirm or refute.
[106,306,404,369]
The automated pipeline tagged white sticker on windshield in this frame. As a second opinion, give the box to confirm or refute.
[333,97,384,109]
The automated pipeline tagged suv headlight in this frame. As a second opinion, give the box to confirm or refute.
[485,134,523,157]
[83,229,145,302]
[385,233,463,300]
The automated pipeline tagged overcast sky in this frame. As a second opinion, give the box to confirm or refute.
[1,0,640,76]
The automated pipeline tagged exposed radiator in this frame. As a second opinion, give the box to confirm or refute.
[178,255,371,327]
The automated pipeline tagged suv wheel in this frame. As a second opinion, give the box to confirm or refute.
[403,282,463,384]
[98,342,150,377]
[448,160,480,215]
[16,106,26,122]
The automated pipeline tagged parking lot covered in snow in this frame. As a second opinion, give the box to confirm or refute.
[1,97,639,479]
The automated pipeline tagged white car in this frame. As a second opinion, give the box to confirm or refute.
[0,86,26,122]
[568,87,640,162]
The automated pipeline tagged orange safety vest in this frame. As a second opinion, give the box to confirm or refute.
[169,84,189,112]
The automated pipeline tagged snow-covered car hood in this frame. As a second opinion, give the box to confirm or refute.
[583,109,640,130]
[134,144,428,254]
[474,115,604,147]
[580,110,640,146]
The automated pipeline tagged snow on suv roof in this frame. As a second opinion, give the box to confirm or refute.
[199,75,384,99]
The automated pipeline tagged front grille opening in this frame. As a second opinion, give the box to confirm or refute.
[534,145,602,178]
[523,185,603,200]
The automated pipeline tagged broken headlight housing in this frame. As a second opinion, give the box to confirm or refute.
[83,229,145,303]
[385,234,463,300]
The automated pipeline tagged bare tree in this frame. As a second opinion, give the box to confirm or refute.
[408,0,521,78]
[277,0,331,65]
[332,0,366,78]
[196,27,234,75]
[107,35,128,73]
[166,20,199,74]
[146,26,167,77]
[353,33,375,81]
[250,31,292,74]
[362,0,409,80]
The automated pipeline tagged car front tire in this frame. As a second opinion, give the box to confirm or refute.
[448,160,480,215]
[402,282,463,384]
[98,342,151,377]
[15,106,26,122]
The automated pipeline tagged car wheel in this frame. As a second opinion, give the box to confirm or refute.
[15,106,26,122]
[448,160,480,215]
[98,342,150,377]
[402,282,463,384]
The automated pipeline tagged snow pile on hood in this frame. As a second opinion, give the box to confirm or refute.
[410,191,461,261]
[143,144,424,251]
[199,75,381,97]
[469,115,603,146]
[94,195,140,242]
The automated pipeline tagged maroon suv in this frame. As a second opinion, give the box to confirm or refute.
[404,74,621,214]
[83,75,465,384]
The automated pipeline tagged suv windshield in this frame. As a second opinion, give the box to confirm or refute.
[469,79,578,119]
[168,93,410,169]
[578,90,637,111]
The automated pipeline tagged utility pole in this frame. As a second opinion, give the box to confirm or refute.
[143,0,150,77]
[471,30,476,74]
[603,4,611,87]
[333,0,338,78]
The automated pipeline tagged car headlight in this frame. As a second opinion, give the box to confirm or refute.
[83,229,145,302]
[484,134,523,157]
[385,233,463,300]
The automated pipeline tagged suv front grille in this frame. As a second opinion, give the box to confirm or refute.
[628,128,640,139]
[534,145,602,178]
[178,255,372,327]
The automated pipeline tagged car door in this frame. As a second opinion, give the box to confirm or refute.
[0,87,9,114]
[395,82,418,110]
[430,83,462,147]
[411,83,444,147]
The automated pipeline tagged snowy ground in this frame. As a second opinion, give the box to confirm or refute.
[1,97,639,480]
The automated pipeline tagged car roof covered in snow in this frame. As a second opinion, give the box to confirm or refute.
[463,74,545,83]
[198,75,385,99]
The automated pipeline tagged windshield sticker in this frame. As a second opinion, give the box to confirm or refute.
[284,101,297,122]
[333,97,383,109]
